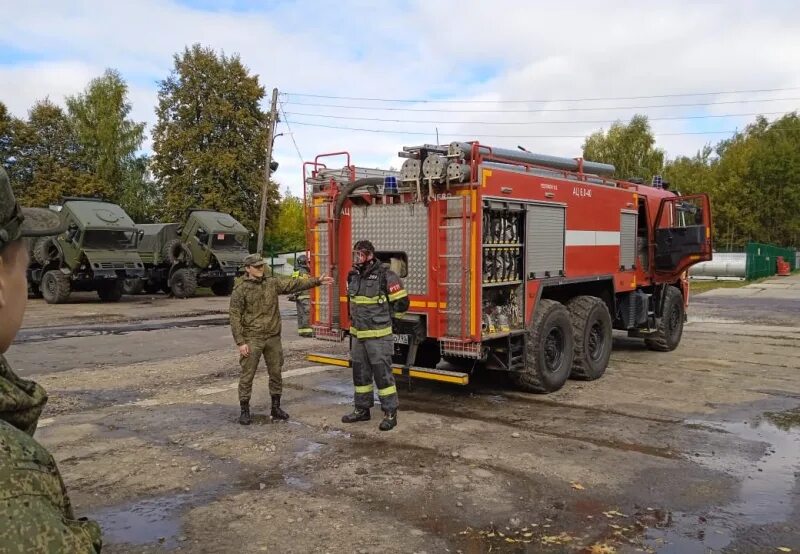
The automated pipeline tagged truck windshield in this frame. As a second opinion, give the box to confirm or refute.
[211,233,247,250]
[83,230,137,249]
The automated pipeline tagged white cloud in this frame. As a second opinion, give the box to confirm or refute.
[1,0,799,196]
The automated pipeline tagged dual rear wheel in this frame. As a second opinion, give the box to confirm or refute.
[512,296,612,393]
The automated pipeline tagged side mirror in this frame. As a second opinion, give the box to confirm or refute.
[138,229,145,238]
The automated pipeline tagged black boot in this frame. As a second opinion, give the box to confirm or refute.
[341,408,371,423]
[271,395,289,420]
[379,411,397,431]
[238,401,251,425]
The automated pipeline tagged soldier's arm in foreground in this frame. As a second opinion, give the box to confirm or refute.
[385,270,410,316]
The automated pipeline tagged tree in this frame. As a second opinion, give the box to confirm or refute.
[9,99,100,206]
[151,44,278,241]
[582,115,665,182]
[263,188,306,255]
[66,68,147,210]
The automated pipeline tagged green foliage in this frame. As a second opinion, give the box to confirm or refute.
[151,44,278,240]
[66,68,150,217]
[582,115,665,182]
[7,99,102,206]
[664,113,800,249]
[263,188,306,254]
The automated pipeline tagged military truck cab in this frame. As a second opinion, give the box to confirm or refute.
[28,198,145,304]
[129,210,249,298]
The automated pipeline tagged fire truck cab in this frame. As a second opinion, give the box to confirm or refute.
[305,142,712,393]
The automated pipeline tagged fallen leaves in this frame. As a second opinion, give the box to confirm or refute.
[571,482,586,490]
[588,544,617,554]
[777,548,792,553]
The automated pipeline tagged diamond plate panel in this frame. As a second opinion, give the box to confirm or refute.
[351,203,428,295]
[316,226,330,323]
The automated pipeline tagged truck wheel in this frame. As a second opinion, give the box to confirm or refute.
[566,296,612,380]
[164,239,193,265]
[211,277,235,296]
[32,237,59,266]
[645,286,684,352]
[123,278,144,295]
[512,299,574,393]
[97,280,124,302]
[41,270,71,304]
[170,268,197,298]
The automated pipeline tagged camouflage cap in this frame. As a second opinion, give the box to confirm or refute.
[242,253,266,267]
[0,167,64,252]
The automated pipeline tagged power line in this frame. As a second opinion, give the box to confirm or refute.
[282,86,800,104]
[277,97,304,165]
[282,110,789,126]
[285,120,753,138]
[281,97,800,113]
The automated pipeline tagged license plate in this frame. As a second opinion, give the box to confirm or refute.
[393,334,409,345]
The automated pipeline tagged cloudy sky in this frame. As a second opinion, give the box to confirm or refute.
[2,0,800,195]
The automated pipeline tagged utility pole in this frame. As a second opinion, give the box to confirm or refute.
[257,87,279,255]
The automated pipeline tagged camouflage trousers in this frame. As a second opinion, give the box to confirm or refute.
[295,297,312,337]
[239,335,284,403]
[351,336,398,412]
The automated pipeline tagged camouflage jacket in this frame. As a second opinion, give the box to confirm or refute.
[347,260,409,339]
[0,355,102,553]
[290,265,311,300]
[230,274,321,344]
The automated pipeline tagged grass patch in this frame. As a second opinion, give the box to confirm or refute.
[689,280,749,294]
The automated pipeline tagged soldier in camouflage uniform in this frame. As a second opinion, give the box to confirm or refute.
[342,240,409,431]
[290,254,313,337]
[0,167,103,552]
[230,253,332,425]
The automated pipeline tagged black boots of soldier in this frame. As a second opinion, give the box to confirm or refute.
[379,411,397,431]
[238,401,251,425]
[271,395,289,420]
[341,408,371,423]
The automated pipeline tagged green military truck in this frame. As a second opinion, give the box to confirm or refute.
[28,198,145,304]
[126,209,250,298]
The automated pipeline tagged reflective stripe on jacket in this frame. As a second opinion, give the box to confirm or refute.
[347,260,409,339]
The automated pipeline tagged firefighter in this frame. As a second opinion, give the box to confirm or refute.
[229,253,333,425]
[341,240,409,431]
[290,254,313,337]
[0,167,102,552]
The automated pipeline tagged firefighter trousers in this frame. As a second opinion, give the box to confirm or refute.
[238,335,284,403]
[295,297,312,336]
[351,336,398,413]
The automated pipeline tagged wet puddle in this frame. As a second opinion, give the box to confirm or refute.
[92,493,192,548]
[645,407,800,552]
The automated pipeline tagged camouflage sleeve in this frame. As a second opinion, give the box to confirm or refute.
[0,422,103,553]
[229,284,246,345]
[275,276,321,295]
[385,270,409,314]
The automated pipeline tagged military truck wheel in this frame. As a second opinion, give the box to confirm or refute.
[165,239,193,265]
[123,278,144,295]
[32,237,60,266]
[41,270,71,304]
[211,277,235,296]
[566,296,612,380]
[511,299,574,393]
[97,279,124,302]
[645,286,684,352]
[170,268,197,298]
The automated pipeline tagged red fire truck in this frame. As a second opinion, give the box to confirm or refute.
[304,142,712,393]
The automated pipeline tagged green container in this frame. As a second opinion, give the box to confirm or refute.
[745,242,797,280]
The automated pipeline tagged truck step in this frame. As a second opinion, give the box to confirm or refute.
[306,353,469,385]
